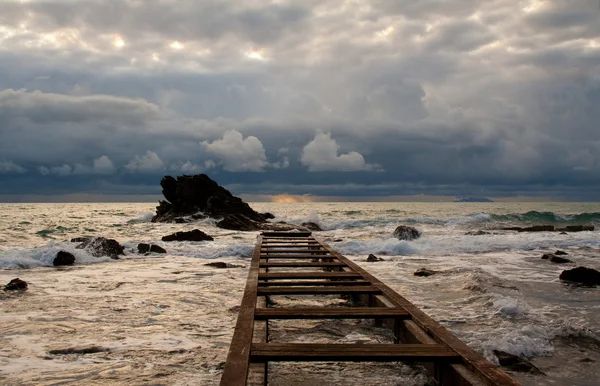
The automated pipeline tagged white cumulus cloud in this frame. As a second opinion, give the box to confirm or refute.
[201,130,267,172]
[301,131,380,172]
[125,151,165,172]
[0,160,26,173]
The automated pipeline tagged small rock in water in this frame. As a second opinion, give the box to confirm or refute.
[393,225,421,240]
[554,250,568,255]
[559,267,600,286]
[53,251,75,266]
[557,225,594,232]
[302,222,323,231]
[493,350,544,374]
[4,278,28,291]
[465,230,490,236]
[149,245,167,254]
[414,268,436,277]
[519,225,554,232]
[559,231,568,235]
[162,229,214,242]
[138,243,167,254]
[48,345,109,355]
[366,254,384,262]
[204,262,243,269]
[70,237,90,243]
[541,254,572,264]
[138,243,151,253]
[76,237,125,259]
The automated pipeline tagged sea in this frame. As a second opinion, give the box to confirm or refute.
[1,202,600,385]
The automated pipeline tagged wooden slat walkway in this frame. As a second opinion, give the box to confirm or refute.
[220,232,520,386]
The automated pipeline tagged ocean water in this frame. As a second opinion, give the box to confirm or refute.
[1,202,600,385]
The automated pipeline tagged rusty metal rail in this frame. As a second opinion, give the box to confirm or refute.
[220,232,519,385]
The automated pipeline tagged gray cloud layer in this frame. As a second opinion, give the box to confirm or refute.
[0,0,599,199]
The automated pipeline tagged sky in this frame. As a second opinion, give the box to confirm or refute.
[0,0,599,201]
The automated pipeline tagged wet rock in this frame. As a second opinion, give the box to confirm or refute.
[414,268,437,277]
[162,229,214,242]
[580,357,595,363]
[53,251,75,266]
[302,222,323,231]
[70,237,90,243]
[204,262,243,269]
[541,254,572,264]
[393,225,421,240]
[76,237,124,259]
[333,239,343,242]
[555,250,568,255]
[465,230,490,236]
[138,243,167,254]
[262,212,275,220]
[559,267,600,286]
[559,231,568,235]
[174,218,188,223]
[4,278,28,291]
[520,225,554,232]
[493,350,544,374]
[366,254,384,262]
[150,245,167,254]
[48,346,109,355]
[501,227,524,231]
[557,225,594,232]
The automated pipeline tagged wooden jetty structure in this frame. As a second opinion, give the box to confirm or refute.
[220,232,519,385]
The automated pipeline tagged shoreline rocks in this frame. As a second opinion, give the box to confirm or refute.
[53,251,75,266]
[559,267,600,286]
[366,254,384,262]
[499,225,594,233]
[137,243,167,254]
[393,225,421,241]
[414,268,437,277]
[4,278,28,291]
[75,237,124,259]
[162,229,214,242]
[541,254,572,264]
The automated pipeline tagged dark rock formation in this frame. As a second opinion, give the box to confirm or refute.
[555,250,568,255]
[53,251,75,266]
[493,350,544,374]
[465,230,491,236]
[70,237,90,243]
[75,237,124,259]
[204,262,243,269]
[393,225,421,240]
[302,222,323,231]
[559,231,568,235]
[151,174,303,231]
[138,243,167,254]
[520,225,554,232]
[48,346,109,355]
[557,225,594,232]
[4,278,28,291]
[162,229,214,242]
[541,254,572,264]
[414,268,437,277]
[559,267,600,286]
[366,254,384,262]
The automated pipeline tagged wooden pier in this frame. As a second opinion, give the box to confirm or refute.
[220,232,519,385]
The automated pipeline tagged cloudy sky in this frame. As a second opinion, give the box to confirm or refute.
[0,0,599,201]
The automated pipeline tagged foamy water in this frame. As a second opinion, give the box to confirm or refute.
[1,202,600,385]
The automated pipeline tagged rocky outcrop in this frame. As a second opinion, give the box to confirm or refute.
[500,225,594,232]
[4,278,28,291]
[162,229,214,242]
[414,268,437,277]
[393,225,421,240]
[151,174,304,232]
[53,251,75,266]
[557,225,594,232]
[75,237,124,259]
[366,254,384,262]
[559,267,600,286]
[137,243,167,254]
[555,250,568,255]
[541,253,572,264]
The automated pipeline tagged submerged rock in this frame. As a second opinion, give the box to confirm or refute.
[393,225,421,240]
[541,254,572,264]
[520,225,554,232]
[557,225,594,232]
[493,350,544,374]
[162,229,214,242]
[559,267,600,286]
[302,222,323,231]
[76,237,124,259]
[53,251,75,266]
[414,268,437,277]
[4,278,28,291]
[204,262,243,269]
[465,230,491,236]
[48,346,110,355]
[366,254,384,262]
[554,250,568,255]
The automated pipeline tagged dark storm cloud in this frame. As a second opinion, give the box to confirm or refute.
[0,0,599,199]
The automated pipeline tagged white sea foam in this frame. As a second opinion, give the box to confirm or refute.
[0,241,112,269]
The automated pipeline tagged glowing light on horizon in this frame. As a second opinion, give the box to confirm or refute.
[270,194,313,203]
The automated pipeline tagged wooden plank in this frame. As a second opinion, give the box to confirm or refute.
[257,285,382,296]
[261,242,321,246]
[261,232,313,237]
[260,254,335,259]
[315,237,520,386]
[254,307,410,320]
[258,280,371,287]
[260,261,347,268]
[261,249,329,254]
[220,236,263,386]
[250,343,460,362]
[259,272,361,280]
